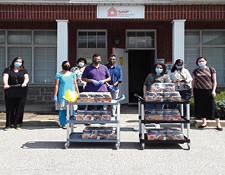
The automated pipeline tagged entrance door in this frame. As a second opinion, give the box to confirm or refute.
[128,50,155,103]
[112,48,128,104]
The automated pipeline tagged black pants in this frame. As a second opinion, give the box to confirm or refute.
[5,94,26,127]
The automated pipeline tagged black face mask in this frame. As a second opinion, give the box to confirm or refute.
[62,65,70,71]
[93,59,101,64]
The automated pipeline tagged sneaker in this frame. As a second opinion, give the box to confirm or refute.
[133,126,139,131]
[155,123,160,129]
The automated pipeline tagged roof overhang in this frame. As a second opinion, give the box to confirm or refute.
[0,0,225,5]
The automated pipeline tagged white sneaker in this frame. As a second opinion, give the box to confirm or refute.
[155,123,160,129]
[133,126,139,131]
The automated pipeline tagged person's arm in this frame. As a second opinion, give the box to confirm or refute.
[74,78,80,94]
[212,72,217,98]
[143,85,147,98]
[3,73,10,89]
[182,69,192,83]
[21,74,29,87]
[53,79,59,97]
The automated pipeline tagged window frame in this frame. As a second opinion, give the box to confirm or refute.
[0,29,57,84]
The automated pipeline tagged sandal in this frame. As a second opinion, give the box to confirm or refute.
[3,127,10,131]
[216,127,223,131]
[15,125,21,130]
[62,125,67,129]
[198,124,208,129]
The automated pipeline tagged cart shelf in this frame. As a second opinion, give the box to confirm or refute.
[67,117,118,124]
[139,134,190,144]
[68,133,119,143]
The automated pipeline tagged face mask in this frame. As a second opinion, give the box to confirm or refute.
[14,62,22,67]
[198,62,206,67]
[78,62,84,67]
[109,60,116,65]
[62,65,70,71]
[175,65,183,69]
[155,68,163,74]
[93,59,101,64]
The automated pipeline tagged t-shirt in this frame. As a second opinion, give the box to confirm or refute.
[82,64,110,92]
[3,68,28,98]
[192,67,216,90]
[144,73,171,91]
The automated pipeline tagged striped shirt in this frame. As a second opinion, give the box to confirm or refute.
[192,67,216,89]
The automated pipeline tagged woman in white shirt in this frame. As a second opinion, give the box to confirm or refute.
[168,59,192,117]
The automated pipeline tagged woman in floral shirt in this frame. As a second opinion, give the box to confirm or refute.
[70,58,87,109]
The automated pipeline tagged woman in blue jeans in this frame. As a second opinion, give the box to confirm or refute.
[133,63,171,131]
[167,59,192,118]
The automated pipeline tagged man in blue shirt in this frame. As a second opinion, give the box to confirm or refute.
[105,54,122,116]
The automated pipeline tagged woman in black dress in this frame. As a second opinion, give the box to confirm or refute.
[2,57,29,131]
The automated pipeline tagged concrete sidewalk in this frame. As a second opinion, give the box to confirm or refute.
[0,103,224,128]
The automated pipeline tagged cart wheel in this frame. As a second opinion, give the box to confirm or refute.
[141,143,145,150]
[115,143,120,150]
[65,142,70,149]
[187,143,190,150]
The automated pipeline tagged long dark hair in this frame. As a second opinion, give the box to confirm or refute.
[8,57,25,70]
[153,63,167,75]
[171,59,184,72]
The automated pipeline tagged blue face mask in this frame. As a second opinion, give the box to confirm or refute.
[175,65,183,69]
[155,68,163,74]
[14,62,22,67]
[78,62,85,67]
[198,62,206,67]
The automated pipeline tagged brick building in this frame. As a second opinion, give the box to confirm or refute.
[0,0,225,104]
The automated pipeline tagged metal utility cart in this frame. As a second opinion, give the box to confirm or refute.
[134,94,190,150]
[64,95,125,149]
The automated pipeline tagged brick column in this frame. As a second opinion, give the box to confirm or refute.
[172,19,186,63]
[56,20,69,72]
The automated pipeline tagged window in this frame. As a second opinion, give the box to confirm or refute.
[0,30,57,83]
[185,30,225,84]
[78,31,106,48]
[126,31,155,49]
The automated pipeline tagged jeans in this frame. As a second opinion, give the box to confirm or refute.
[78,86,86,110]
[169,89,191,118]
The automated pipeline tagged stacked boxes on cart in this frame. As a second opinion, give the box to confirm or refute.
[82,127,117,140]
[146,83,181,102]
[77,92,112,103]
[71,110,112,121]
[147,129,184,141]
[144,109,183,121]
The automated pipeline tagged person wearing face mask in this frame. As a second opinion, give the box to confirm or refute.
[192,57,223,131]
[2,57,29,131]
[82,54,111,110]
[70,58,87,110]
[105,54,122,116]
[167,59,192,117]
[53,61,79,129]
[133,63,171,131]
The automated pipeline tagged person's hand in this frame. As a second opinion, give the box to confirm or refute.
[52,96,57,102]
[108,85,115,92]
[212,91,216,98]
[21,83,27,87]
[91,80,100,86]
[99,80,105,85]
[3,85,10,89]
[176,79,182,82]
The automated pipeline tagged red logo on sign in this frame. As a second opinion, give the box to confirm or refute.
[107,7,117,17]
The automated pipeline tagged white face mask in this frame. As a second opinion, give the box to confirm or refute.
[78,62,85,67]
